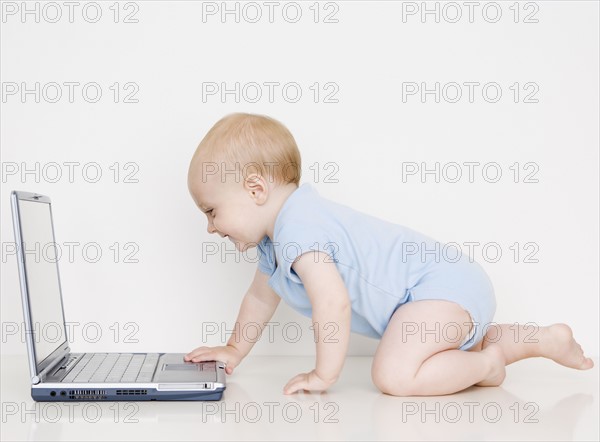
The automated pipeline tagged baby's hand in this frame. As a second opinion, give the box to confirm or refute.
[283,369,335,394]
[184,345,242,375]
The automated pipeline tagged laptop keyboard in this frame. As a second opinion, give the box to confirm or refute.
[62,353,160,383]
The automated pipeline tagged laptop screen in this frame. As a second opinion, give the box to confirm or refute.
[17,198,68,367]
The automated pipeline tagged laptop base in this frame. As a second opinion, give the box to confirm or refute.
[32,387,224,401]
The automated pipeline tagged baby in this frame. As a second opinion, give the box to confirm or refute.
[184,112,594,396]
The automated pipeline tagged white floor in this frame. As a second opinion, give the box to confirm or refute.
[1,354,598,441]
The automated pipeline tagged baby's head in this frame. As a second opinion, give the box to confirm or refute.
[188,112,302,250]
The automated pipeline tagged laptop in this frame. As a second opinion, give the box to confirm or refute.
[10,190,226,401]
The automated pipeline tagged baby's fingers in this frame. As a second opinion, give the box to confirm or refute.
[283,373,306,395]
[184,347,211,361]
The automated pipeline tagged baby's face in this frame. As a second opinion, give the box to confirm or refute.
[188,169,267,252]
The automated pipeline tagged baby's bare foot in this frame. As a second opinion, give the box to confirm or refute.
[476,343,506,387]
[541,323,594,370]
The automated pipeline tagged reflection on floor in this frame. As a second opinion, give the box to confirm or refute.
[1,355,597,441]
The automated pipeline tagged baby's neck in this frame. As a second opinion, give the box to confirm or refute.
[265,182,299,241]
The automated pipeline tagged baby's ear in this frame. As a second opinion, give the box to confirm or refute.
[244,174,268,201]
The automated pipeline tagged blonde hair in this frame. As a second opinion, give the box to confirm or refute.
[190,113,302,186]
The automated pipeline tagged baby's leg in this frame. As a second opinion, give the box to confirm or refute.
[371,299,506,396]
[470,323,594,370]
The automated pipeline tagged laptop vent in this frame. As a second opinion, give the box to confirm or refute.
[116,389,148,395]
[68,389,107,400]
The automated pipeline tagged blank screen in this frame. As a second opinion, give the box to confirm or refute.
[18,199,67,365]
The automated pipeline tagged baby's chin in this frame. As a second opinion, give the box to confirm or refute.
[229,238,258,252]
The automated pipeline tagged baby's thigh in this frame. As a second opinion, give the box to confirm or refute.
[404,260,497,351]
[372,299,473,379]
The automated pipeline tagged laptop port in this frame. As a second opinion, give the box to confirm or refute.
[50,391,56,397]
[60,391,66,396]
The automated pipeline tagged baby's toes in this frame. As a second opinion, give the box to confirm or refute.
[580,355,594,370]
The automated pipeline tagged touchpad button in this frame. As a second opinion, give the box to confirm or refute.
[163,364,200,371]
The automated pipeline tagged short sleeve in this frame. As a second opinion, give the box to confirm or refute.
[275,223,338,284]
[256,236,275,276]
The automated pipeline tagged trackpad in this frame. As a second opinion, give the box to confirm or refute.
[154,354,217,382]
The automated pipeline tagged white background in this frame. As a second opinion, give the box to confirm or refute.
[1,1,598,359]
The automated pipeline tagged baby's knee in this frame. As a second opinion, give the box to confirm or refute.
[371,365,419,397]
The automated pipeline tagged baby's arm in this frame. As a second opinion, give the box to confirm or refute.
[228,269,282,358]
[185,268,281,373]
[283,251,351,394]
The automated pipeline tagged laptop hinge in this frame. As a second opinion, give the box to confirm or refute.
[33,348,72,384]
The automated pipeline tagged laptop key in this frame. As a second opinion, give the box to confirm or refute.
[120,354,146,383]
[105,354,133,383]
[89,354,120,383]
[136,354,159,382]
[73,354,107,383]
[62,353,93,383]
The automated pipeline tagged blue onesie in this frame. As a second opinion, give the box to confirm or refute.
[256,183,496,350]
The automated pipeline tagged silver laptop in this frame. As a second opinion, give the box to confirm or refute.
[10,190,226,401]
